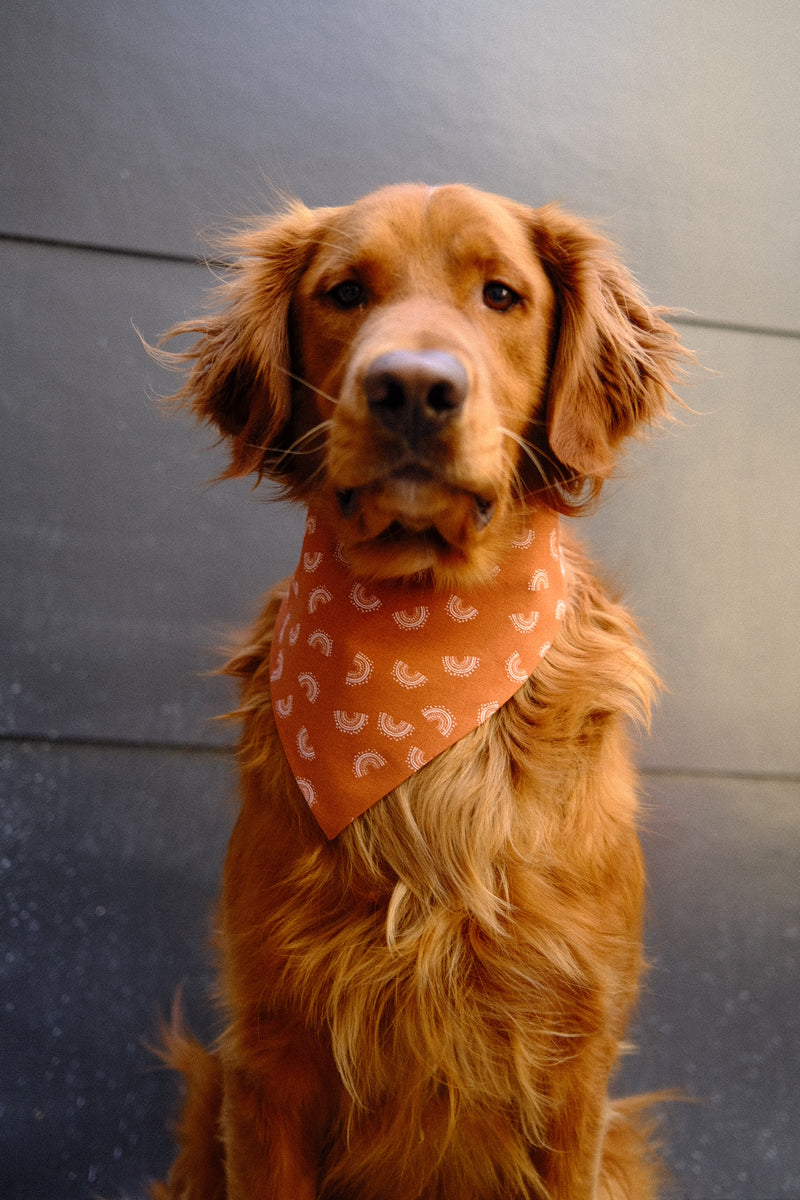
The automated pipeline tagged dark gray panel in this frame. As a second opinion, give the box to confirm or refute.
[629,773,800,1199]
[0,240,306,745]
[585,325,800,776]
[0,740,236,1200]
[2,746,797,1198]
[1,0,798,330]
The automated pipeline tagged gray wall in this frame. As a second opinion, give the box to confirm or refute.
[2,2,798,1197]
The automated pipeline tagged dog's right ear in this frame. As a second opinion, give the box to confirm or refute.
[154,201,326,483]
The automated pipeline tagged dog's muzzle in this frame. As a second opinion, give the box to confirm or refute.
[363,349,469,448]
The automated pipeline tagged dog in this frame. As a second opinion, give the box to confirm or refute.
[150,183,689,1199]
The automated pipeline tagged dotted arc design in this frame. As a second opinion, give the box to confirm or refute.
[298,673,319,702]
[422,705,457,737]
[350,582,382,612]
[297,778,316,807]
[296,727,315,760]
[510,611,540,634]
[442,655,480,677]
[505,652,529,683]
[378,713,415,740]
[354,750,387,779]
[308,629,333,657]
[308,586,332,613]
[393,661,428,689]
[334,710,369,734]
[346,652,373,686]
[392,606,430,630]
[446,595,479,623]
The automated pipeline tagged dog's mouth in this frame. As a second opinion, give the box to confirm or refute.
[336,487,495,530]
[336,468,496,535]
[331,467,498,578]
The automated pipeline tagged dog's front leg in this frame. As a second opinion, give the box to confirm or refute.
[219,1023,335,1200]
[538,1044,657,1200]
[532,1078,609,1200]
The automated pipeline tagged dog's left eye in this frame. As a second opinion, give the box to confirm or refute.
[328,280,368,310]
[483,281,522,312]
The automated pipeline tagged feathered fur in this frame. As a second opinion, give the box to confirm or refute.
[149,183,690,1199]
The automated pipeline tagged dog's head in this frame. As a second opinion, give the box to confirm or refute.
[161,184,687,583]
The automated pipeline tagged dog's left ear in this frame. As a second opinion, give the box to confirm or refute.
[530,205,688,497]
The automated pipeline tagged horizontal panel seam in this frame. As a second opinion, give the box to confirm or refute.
[0,731,233,757]
[640,764,800,786]
[1,732,798,784]
[670,314,800,341]
[0,230,200,267]
[1,232,799,341]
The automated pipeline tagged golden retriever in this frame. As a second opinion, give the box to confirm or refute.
[150,183,688,1199]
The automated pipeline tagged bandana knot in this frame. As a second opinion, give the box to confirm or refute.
[269,508,568,838]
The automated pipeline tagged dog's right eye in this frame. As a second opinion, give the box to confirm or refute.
[327,280,367,310]
[483,281,522,312]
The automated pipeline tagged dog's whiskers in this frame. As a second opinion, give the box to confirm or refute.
[277,365,341,408]
[500,427,554,487]
[500,426,589,500]
[284,420,334,458]
[242,419,333,465]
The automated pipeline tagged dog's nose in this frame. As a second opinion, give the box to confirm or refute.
[364,350,468,439]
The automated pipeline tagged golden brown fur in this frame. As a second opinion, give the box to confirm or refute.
[150,183,688,1199]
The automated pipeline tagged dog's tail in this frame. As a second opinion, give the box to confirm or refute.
[598,1093,678,1200]
[149,997,226,1200]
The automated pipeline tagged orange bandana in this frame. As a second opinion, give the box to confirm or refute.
[269,508,568,838]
